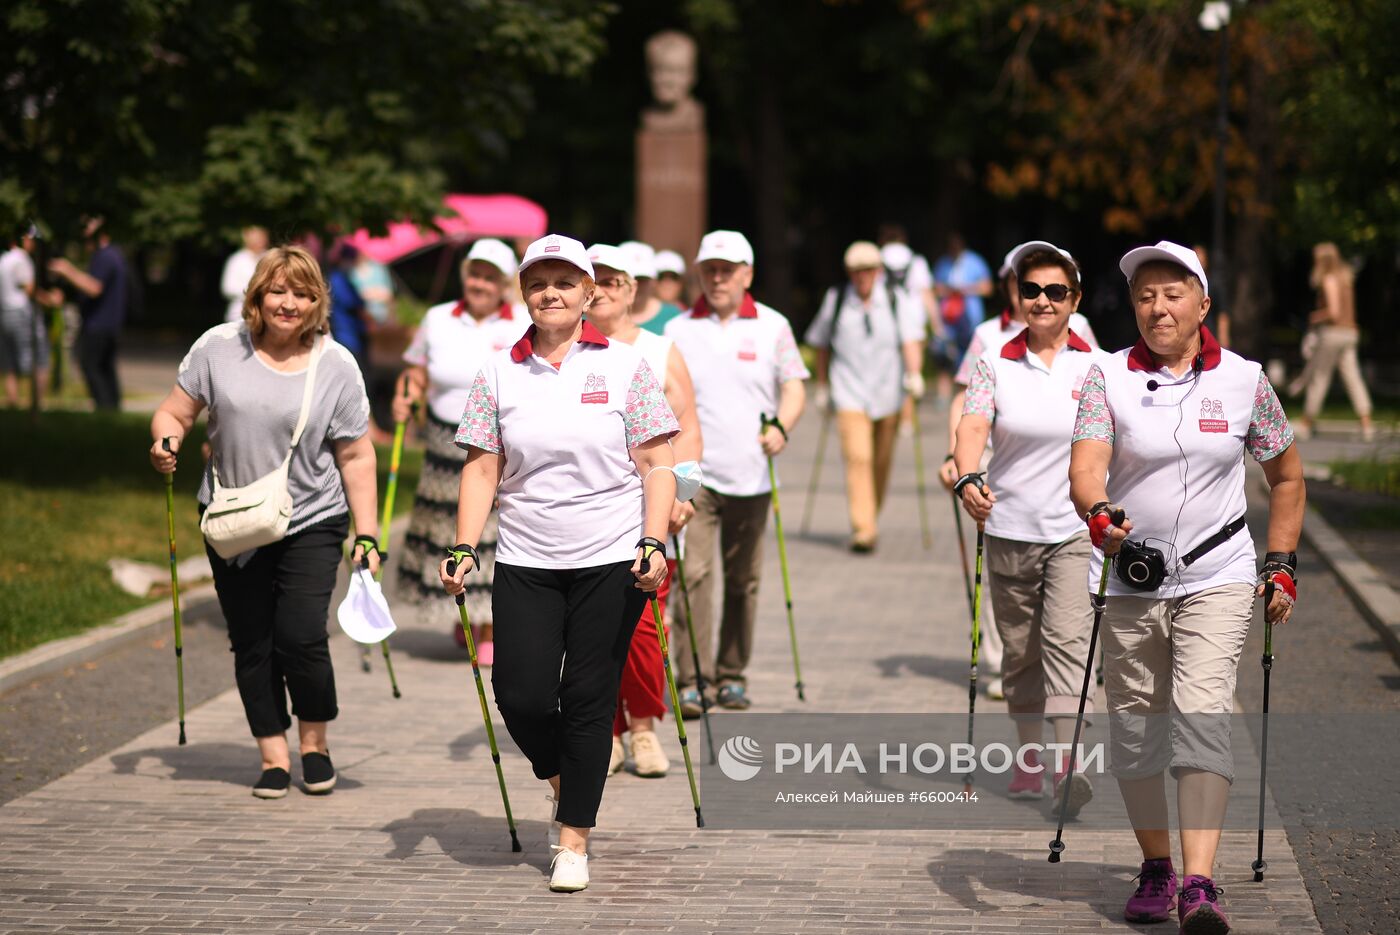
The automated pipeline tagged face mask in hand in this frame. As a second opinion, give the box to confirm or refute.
[647,461,705,503]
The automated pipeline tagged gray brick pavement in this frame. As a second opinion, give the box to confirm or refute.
[0,403,1322,933]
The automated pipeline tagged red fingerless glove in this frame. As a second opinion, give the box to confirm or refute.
[1088,512,1112,548]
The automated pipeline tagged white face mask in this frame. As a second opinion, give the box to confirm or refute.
[648,461,704,503]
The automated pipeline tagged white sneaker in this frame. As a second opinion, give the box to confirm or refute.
[629,729,670,778]
[549,845,589,892]
[546,794,561,847]
[986,677,1005,701]
[1051,771,1094,819]
[608,736,625,776]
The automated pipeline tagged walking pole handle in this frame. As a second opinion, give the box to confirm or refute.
[446,554,474,608]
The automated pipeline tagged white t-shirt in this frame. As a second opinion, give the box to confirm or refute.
[404,300,526,423]
[805,280,926,420]
[455,321,679,569]
[631,329,672,384]
[0,247,35,312]
[1071,328,1295,599]
[955,310,1098,386]
[665,294,810,497]
[221,248,262,323]
[963,329,1107,543]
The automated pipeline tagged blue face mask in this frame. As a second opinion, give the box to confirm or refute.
[672,460,703,502]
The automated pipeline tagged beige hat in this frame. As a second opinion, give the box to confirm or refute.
[844,240,883,271]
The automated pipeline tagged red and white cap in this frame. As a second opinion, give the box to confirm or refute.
[519,234,595,279]
[696,229,754,266]
[465,237,518,278]
[654,249,685,276]
[587,243,634,277]
[619,241,658,279]
[1119,240,1209,297]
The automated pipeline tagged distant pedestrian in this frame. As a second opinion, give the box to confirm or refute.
[932,232,993,400]
[0,224,57,407]
[1295,242,1373,442]
[621,241,685,334]
[326,242,369,373]
[48,216,128,410]
[653,249,689,310]
[149,245,379,800]
[806,240,926,552]
[221,226,269,323]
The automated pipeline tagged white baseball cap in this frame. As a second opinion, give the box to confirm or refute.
[518,234,594,279]
[654,249,685,276]
[587,243,634,277]
[465,237,518,278]
[619,240,658,279]
[1004,240,1079,284]
[1119,240,1209,297]
[695,230,754,266]
[880,242,913,271]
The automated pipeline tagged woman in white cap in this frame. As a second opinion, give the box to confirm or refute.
[653,249,689,311]
[587,243,704,779]
[620,240,686,334]
[441,234,678,892]
[394,238,523,662]
[951,242,1106,814]
[1069,240,1304,933]
[806,239,926,552]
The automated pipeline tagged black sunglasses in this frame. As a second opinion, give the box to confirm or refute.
[1018,281,1076,302]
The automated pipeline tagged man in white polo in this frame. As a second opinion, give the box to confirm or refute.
[666,230,808,712]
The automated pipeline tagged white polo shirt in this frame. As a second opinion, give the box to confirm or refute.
[804,280,926,420]
[404,300,527,423]
[955,309,1098,386]
[631,329,672,383]
[963,329,1107,543]
[665,293,810,497]
[455,321,679,569]
[1071,327,1295,599]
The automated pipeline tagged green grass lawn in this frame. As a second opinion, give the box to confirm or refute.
[0,410,420,659]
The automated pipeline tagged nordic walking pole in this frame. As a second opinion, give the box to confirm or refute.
[909,398,932,550]
[641,549,704,828]
[950,492,975,622]
[160,438,188,745]
[963,525,985,794]
[671,534,717,765]
[367,392,413,699]
[447,553,521,852]
[762,415,806,701]
[1049,510,1121,863]
[799,406,831,537]
[1252,579,1276,882]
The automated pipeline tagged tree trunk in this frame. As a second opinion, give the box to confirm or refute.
[1228,34,1277,362]
[753,71,793,313]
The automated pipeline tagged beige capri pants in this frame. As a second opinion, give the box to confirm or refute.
[985,531,1094,717]
[1101,582,1254,784]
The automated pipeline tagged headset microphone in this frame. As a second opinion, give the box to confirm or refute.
[1146,353,1205,392]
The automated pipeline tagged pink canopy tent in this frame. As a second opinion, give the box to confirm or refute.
[346,194,548,264]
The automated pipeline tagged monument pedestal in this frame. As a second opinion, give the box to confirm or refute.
[636,127,706,266]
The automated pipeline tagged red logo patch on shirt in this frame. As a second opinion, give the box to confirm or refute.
[1198,397,1227,432]
[581,373,609,404]
[737,338,758,362]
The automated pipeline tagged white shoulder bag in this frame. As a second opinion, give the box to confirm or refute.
[201,337,324,559]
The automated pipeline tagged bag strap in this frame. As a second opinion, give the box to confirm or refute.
[289,335,325,450]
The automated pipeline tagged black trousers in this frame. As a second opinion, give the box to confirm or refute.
[76,328,120,410]
[206,514,347,738]
[491,561,647,829]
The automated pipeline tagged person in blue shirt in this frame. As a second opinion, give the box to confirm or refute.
[48,216,129,410]
[932,232,993,400]
[327,243,369,371]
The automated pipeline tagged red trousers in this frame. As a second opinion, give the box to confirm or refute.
[613,560,674,735]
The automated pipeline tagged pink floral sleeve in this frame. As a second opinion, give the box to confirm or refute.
[954,332,985,386]
[1246,371,1295,462]
[624,360,680,449]
[454,370,501,452]
[775,322,811,382]
[1071,364,1114,445]
[962,358,996,422]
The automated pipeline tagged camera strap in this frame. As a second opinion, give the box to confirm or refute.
[1180,515,1246,568]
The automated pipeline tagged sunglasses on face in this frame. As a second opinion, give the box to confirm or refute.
[595,277,629,290]
[1019,281,1075,302]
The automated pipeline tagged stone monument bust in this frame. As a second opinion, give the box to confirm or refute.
[643,30,704,133]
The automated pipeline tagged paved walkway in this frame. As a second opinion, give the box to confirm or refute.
[1,403,1322,933]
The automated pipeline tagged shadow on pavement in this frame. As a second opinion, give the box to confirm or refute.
[380,807,544,870]
[110,741,364,791]
[874,653,976,689]
[929,849,1127,926]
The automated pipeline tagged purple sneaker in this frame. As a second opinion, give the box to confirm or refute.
[1124,857,1177,923]
[1178,875,1228,934]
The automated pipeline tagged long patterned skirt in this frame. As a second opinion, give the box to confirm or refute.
[396,412,497,624]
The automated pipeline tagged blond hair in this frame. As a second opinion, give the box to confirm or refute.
[242,246,329,346]
[1310,242,1354,290]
